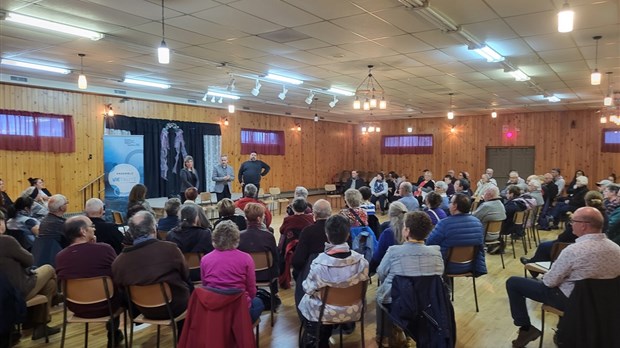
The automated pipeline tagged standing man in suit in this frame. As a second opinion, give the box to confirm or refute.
[238,151,270,197]
[344,170,365,190]
[212,155,235,202]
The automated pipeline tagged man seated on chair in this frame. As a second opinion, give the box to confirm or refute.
[500,171,526,198]
[55,216,123,347]
[453,178,472,199]
[234,184,272,228]
[397,182,419,212]
[156,197,181,233]
[344,170,365,191]
[426,193,487,276]
[298,214,369,348]
[112,211,190,336]
[506,207,620,348]
[0,210,60,341]
[85,198,125,255]
[472,186,506,247]
[38,194,69,249]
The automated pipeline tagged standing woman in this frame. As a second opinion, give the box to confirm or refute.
[180,155,199,201]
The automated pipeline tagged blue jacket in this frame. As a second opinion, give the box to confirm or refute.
[426,213,487,276]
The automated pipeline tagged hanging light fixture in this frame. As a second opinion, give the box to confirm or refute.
[224,118,229,126]
[604,72,613,106]
[157,0,170,64]
[558,1,574,33]
[591,36,602,85]
[228,104,235,113]
[353,65,387,110]
[314,113,319,122]
[447,93,454,120]
[491,111,498,118]
[77,53,87,89]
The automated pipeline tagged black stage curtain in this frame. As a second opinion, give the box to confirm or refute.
[105,115,221,199]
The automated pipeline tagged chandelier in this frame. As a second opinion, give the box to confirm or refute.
[361,122,381,134]
[353,65,387,110]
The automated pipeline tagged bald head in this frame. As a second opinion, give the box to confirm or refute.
[571,207,604,237]
[313,199,332,220]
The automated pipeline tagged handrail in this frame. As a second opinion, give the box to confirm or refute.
[79,174,105,192]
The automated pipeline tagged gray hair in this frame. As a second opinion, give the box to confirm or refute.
[435,181,448,191]
[128,210,156,240]
[48,194,67,213]
[484,186,500,198]
[388,201,408,244]
[164,198,182,216]
[313,199,332,219]
[294,186,309,199]
[400,182,413,194]
[344,188,362,208]
[528,180,542,190]
[180,203,201,228]
[576,175,589,186]
[85,198,104,215]
[244,184,257,198]
[212,220,240,251]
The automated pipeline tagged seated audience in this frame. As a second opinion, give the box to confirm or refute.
[0,178,15,217]
[292,200,332,279]
[527,179,544,206]
[344,170,365,191]
[426,193,486,276]
[549,175,588,229]
[278,198,314,288]
[566,170,586,195]
[454,178,472,198]
[434,181,450,211]
[286,186,313,216]
[370,173,389,214]
[500,171,526,197]
[473,174,495,201]
[126,184,154,220]
[414,171,435,206]
[376,211,444,347]
[386,172,397,203]
[157,198,181,232]
[340,189,368,227]
[506,207,620,347]
[55,215,122,346]
[167,204,214,281]
[27,178,51,206]
[19,187,48,220]
[38,194,69,248]
[370,202,407,273]
[112,211,190,333]
[359,187,380,236]
[537,173,559,230]
[397,182,419,212]
[603,183,620,216]
[299,214,369,347]
[234,184,272,228]
[444,175,455,196]
[472,186,506,243]
[523,191,608,269]
[85,198,124,255]
[7,197,40,250]
[0,210,59,340]
[238,203,279,296]
[200,220,264,323]
[214,198,247,231]
[424,192,448,225]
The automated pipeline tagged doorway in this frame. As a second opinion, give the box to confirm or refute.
[486,147,535,186]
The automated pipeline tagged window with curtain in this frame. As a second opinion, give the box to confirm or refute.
[381,134,433,154]
[0,109,75,153]
[240,128,285,155]
[601,128,620,152]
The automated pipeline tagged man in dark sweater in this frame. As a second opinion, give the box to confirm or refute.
[238,151,270,196]
[38,194,69,248]
[112,211,190,328]
[55,215,123,347]
[85,198,124,254]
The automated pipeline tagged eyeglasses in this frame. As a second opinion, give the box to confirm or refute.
[570,218,589,224]
[89,224,96,228]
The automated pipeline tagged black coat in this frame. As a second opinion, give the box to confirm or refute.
[389,275,456,348]
[344,177,365,190]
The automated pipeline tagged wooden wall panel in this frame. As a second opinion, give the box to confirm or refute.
[0,84,354,211]
[353,111,620,187]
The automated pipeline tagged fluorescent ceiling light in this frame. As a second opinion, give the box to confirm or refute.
[328,87,355,96]
[206,91,240,100]
[547,95,561,103]
[123,78,171,89]
[265,73,303,85]
[4,12,104,40]
[472,45,504,62]
[508,69,530,81]
[1,59,71,74]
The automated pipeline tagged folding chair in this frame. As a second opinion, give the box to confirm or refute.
[483,220,505,269]
[445,245,479,312]
[249,251,278,327]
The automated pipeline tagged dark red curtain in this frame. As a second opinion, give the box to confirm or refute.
[240,128,285,155]
[0,109,75,153]
[601,128,620,152]
[381,134,433,155]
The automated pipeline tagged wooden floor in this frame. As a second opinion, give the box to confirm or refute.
[16,197,562,348]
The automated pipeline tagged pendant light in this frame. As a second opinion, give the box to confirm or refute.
[591,36,602,85]
[447,93,454,120]
[557,1,574,33]
[77,53,87,89]
[157,0,170,64]
[604,72,613,106]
